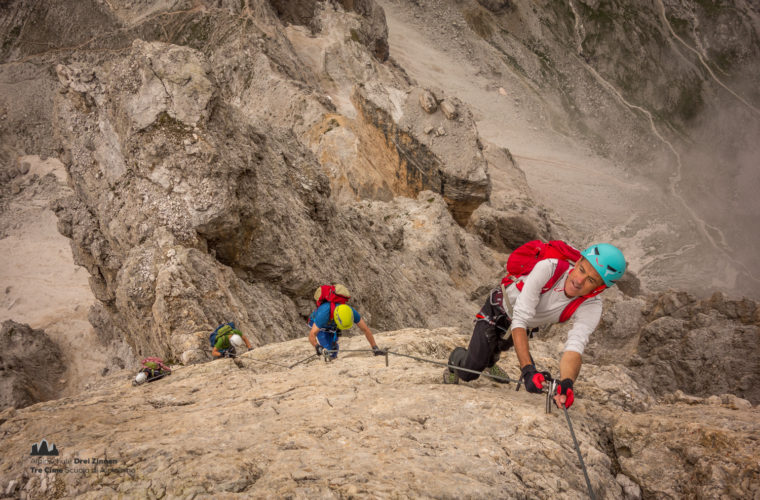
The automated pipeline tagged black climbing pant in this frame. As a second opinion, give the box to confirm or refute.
[448,288,512,381]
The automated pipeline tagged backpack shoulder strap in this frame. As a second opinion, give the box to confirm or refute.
[559,297,587,323]
[543,260,569,292]
[515,259,569,294]
[558,286,606,323]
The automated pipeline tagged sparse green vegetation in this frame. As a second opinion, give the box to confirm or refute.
[694,0,726,16]
[581,3,615,26]
[172,16,213,48]
[324,118,341,134]
[187,19,211,44]
[153,112,192,140]
[666,14,691,41]
[2,25,22,52]
[710,47,739,73]
[525,37,554,78]
[495,32,528,78]
[544,1,575,41]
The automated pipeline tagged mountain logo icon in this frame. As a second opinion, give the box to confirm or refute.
[30,439,59,456]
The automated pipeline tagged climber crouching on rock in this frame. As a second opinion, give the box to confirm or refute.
[210,322,253,358]
[444,241,626,409]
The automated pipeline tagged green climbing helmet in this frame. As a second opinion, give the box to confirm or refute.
[333,304,354,330]
[581,243,626,287]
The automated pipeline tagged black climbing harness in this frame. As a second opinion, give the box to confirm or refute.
[474,288,511,334]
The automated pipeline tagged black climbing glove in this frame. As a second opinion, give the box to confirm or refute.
[521,364,550,394]
[372,346,385,356]
[555,378,575,409]
[315,345,324,355]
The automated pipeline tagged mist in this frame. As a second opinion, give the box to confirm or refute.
[676,88,760,297]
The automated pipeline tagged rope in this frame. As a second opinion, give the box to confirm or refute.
[324,349,377,354]
[322,348,519,384]
[288,353,319,369]
[244,357,292,369]
[563,404,596,500]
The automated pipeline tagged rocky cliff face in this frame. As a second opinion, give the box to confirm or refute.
[0,0,532,363]
[0,329,757,499]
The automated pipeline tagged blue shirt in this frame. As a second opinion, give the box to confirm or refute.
[309,302,361,332]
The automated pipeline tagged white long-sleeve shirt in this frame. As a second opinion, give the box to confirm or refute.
[503,259,602,354]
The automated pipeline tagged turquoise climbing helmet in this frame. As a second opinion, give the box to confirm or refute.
[581,243,626,287]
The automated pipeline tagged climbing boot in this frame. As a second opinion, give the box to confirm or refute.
[442,368,459,385]
[486,364,510,384]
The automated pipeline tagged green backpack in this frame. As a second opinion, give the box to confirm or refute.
[209,323,235,348]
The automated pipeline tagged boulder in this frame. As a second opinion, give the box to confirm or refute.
[418,89,438,113]
[0,321,65,409]
[440,99,458,120]
[632,292,760,403]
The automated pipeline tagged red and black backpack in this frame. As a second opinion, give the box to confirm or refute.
[501,240,605,322]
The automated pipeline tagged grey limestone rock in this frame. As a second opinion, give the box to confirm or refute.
[616,473,642,500]
[0,321,65,409]
[550,289,760,405]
